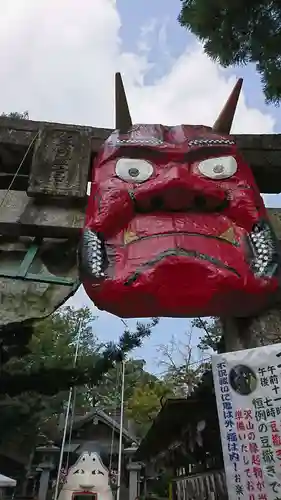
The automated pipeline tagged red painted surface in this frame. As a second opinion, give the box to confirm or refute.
[80,124,280,318]
[72,493,97,500]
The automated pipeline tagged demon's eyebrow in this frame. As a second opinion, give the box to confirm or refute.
[184,145,234,163]
[113,146,164,161]
[110,144,234,163]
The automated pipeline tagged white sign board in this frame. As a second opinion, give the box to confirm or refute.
[213,343,281,500]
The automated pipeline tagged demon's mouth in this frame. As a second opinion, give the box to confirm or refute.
[81,220,280,282]
[123,248,241,286]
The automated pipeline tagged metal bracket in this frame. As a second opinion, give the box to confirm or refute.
[0,240,79,287]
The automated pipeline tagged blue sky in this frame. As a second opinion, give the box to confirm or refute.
[117,0,281,130]
[1,0,280,376]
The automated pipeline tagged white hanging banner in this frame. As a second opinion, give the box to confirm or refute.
[212,343,281,500]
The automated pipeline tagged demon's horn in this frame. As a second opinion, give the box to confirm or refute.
[212,78,243,134]
[115,72,132,133]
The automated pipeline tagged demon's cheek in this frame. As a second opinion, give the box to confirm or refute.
[85,185,134,239]
[222,185,266,233]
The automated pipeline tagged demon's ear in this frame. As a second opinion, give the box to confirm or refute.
[115,72,132,134]
[212,78,243,134]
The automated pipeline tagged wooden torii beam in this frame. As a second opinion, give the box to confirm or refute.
[0,115,281,346]
[0,116,280,239]
[0,116,280,194]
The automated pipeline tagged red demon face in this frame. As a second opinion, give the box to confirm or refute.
[79,75,281,318]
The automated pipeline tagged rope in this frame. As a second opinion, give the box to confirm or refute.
[0,130,40,209]
[107,317,129,474]
[65,386,77,472]
[109,363,121,472]
[54,320,83,500]
[108,317,129,473]
[116,360,125,500]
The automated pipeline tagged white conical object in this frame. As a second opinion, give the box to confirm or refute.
[58,452,114,500]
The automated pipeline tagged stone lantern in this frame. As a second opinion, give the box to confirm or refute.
[124,444,143,500]
[36,442,60,500]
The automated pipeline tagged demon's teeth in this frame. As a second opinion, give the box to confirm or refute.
[188,138,235,147]
[249,222,277,277]
[83,229,105,279]
[115,138,164,146]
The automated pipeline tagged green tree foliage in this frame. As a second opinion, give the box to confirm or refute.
[109,319,223,439]
[0,307,97,451]
[192,317,223,353]
[178,0,281,104]
[1,111,29,119]
[124,319,223,439]
[0,312,157,396]
[95,358,154,410]
[0,308,158,452]
[126,377,173,437]
[126,322,221,438]
[0,322,33,366]
[190,318,223,403]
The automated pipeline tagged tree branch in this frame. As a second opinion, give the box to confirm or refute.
[0,322,153,396]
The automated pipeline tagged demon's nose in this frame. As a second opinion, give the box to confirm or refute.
[151,187,193,211]
[137,165,227,212]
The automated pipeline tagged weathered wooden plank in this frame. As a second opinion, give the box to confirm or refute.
[0,117,280,195]
[241,149,281,169]
[0,116,111,150]
[0,118,279,153]
[0,127,36,147]
[27,127,92,199]
[233,134,281,151]
[0,118,112,199]
[0,190,85,238]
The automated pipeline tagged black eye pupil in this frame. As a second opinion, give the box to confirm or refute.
[128,167,139,177]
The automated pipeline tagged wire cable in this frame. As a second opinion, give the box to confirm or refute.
[54,320,83,500]
[109,363,121,473]
[0,130,40,209]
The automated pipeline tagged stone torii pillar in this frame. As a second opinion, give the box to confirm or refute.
[222,307,281,352]
[222,210,281,352]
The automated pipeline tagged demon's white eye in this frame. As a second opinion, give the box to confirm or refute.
[198,156,237,179]
[115,158,153,183]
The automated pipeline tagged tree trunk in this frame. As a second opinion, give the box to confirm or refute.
[21,448,35,496]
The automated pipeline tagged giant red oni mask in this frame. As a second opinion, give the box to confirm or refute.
[79,74,281,318]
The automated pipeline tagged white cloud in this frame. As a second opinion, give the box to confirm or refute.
[0,0,275,133]
[0,0,276,320]
[137,18,158,53]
